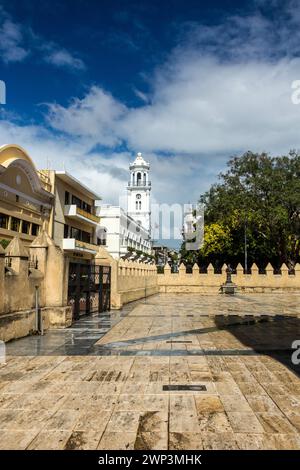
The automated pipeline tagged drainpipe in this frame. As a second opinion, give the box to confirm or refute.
[35,286,44,335]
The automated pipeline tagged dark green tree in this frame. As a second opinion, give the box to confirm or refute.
[182,151,300,270]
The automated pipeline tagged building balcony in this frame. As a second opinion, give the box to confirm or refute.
[62,238,98,254]
[127,181,151,188]
[64,205,100,226]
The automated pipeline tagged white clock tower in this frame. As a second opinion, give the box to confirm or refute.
[127,152,151,237]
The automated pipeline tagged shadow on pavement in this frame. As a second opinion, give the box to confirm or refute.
[214,314,300,377]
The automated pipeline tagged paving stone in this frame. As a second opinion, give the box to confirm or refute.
[169,395,200,433]
[202,432,238,450]
[134,432,168,450]
[256,412,298,434]
[235,433,266,450]
[106,411,141,432]
[74,409,111,432]
[198,412,232,433]
[64,430,102,450]
[43,409,81,431]
[195,395,224,413]
[220,395,253,412]
[2,293,300,449]
[0,430,39,449]
[169,432,203,450]
[27,430,71,450]
[227,412,264,433]
[97,431,137,450]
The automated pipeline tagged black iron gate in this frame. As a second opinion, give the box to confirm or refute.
[68,262,111,320]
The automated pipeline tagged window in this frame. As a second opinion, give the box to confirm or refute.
[136,201,138,210]
[72,195,81,207]
[11,217,20,232]
[64,224,69,238]
[16,195,19,203]
[70,226,80,240]
[21,221,30,234]
[81,230,90,243]
[0,213,9,229]
[32,224,40,237]
[71,194,92,213]
[11,217,19,232]
[70,226,91,243]
[139,201,141,210]
[65,191,70,205]
[82,201,91,213]
[97,237,106,246]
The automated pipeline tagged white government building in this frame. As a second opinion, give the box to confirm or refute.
[97,153,152,259]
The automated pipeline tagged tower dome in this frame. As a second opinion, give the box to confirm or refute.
[129,152,150,170]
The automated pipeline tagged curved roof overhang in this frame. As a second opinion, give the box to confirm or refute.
[0,144,53,202]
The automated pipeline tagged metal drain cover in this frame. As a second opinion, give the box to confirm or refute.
[163,385,207,391]
[166,340,192,343]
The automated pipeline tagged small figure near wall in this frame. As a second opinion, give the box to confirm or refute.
[220,264,238,295]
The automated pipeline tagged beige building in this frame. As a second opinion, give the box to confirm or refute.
[39,170,107,319]
[0,143,157,342]
[44,170,101,257]
[0,144,53,247]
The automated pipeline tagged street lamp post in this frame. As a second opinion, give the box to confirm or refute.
[244,217,248,274]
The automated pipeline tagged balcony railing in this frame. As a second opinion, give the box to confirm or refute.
[127,181,151,187]
[76,207,100,223]
[62,238,98,254]
[64,205,100,224]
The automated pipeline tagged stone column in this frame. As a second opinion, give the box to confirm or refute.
[5,236,29,274]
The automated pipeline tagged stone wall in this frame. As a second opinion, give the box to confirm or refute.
[94,248,158,309]
[158,262,300,293]
[115,259,158,308]
[0,231,71,342]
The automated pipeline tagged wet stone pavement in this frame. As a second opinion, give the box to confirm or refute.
[1,293,300,450]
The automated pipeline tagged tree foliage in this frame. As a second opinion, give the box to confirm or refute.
[181,151,300,270]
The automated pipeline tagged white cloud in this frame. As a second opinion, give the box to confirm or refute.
[0,18,29,63]
[46,86,126,146]
[45,54,300,157]
[44,48,85,71]
[120,56,300,155]
[3,1,300,214]
[0,7,85,71]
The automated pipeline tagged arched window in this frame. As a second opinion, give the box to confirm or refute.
[139,201,141,210]
[136,201,138,210]
[137,172,141,185]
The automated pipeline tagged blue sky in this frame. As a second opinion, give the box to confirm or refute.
[1,0,249,113]
[1,0,300,244]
